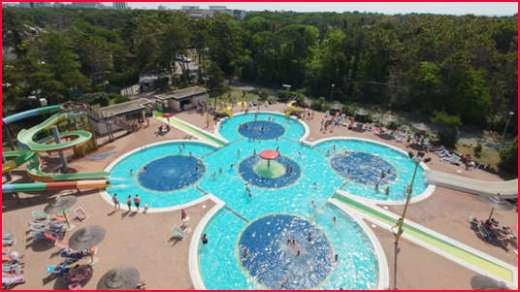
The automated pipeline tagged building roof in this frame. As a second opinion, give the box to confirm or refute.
[95,98,152,118]
[155,86,208,101]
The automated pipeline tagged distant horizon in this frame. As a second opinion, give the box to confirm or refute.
[4,2,518,16]
[128,2,518,16]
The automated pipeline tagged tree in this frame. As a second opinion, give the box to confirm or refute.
[498,137,517,176]
[206,62,225,96]
[207,14,247,76]
[22,31,90,103]
[431,111,461,148]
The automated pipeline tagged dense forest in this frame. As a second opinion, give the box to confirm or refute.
[2,8,518,136]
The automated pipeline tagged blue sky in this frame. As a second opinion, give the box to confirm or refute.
[125,2,518,15]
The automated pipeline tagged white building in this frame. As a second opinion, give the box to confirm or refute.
[70,2,104,9]
[112,2,128,10]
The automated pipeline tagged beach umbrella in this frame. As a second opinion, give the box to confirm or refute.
[44,196,78,215]
[259,149,280,168]
[97,267,140,290]
[470,275,508,289]
[44,196,78,227]
[69,225,106,251]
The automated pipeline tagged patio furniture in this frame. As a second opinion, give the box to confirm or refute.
[71,207,88,222]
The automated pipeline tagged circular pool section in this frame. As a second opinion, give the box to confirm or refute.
[238,120,285,140]
[239,155,301,188]
[138,155,205,191]
[239,214,333,289]
[331,152,397,186]
[106,142,216,209]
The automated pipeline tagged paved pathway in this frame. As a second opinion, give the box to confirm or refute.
[426,170,518,199]
[333,191,517,289]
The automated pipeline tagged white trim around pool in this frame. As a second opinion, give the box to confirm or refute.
[188,194,225,290]
[306,136,436,205]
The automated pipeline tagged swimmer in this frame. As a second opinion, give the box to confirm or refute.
[332,216,337,224]
[311,200,317,209]
[129,169,133,175]
[219,168,223,174]
[385,186,390,196]
[375,182,379,192]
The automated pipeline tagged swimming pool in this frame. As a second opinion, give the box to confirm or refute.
[105,112,433,289]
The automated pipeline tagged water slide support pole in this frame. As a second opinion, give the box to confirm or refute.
[4,124,15,150]
[50,126,68,172]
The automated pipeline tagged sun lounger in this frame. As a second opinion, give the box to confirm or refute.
[171,227,186,241]
[2,233,15,247]
[2,262,23,274]
[32,210,48,221]
[2,251,23,263]
[441,154,462,165]
[71,207,87,222]
[2,273,25,289]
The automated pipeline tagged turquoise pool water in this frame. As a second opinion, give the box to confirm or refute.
[107,142,216,208]
[107,112,431,289]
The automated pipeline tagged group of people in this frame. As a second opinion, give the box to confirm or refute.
[320,111,347,133]
[471,217,518,251]
[302,108,315,120]
[155,124,171,136]
[112,194,148,214]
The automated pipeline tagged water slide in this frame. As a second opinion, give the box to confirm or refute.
[2,105,109,191]
[17,111,93,152]
[2,180,108,193]
[332,191,517,288]
[2,150,35,173]
[155,112,228,147]
[426,170,518,199]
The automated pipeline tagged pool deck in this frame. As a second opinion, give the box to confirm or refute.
[2,104,517,289]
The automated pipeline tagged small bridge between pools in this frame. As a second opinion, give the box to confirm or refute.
[154,112,228,148]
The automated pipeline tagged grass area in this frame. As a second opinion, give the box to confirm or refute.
[456,143,500,169]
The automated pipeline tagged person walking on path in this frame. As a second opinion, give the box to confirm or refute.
[127,195,132,212]
[134,195,141,212]
[112,194,120,211]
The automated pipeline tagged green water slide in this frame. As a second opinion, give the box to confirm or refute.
[155,112,227,147]
[8,111,107,181]
[332,193,517,287]
[17,112,93,152]
[2,150,36,172]
[156,114,227,147]
[25,156,108,181]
